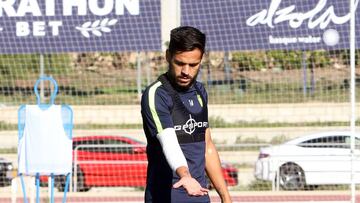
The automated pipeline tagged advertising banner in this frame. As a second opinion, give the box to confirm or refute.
[0,0,161,53]
[181,0,360,51]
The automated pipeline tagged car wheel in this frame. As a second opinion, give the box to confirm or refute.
[56,167,91,192]
[55,175,67,192]
[74,166,91,192]
[205,175,213,189]
[279,163,305,190]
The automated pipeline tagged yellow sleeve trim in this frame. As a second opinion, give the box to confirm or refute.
[197,94,203,107]
[148,81,163,134]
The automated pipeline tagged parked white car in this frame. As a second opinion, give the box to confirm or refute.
[254,131,360,190]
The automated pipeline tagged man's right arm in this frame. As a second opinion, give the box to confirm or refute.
[156,128,188,171]
[157,128,209,196]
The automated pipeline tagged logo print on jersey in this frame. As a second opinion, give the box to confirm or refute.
[174,114,208,135]
[188,99,194,107]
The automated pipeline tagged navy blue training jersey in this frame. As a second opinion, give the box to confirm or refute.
[141,74,210,203]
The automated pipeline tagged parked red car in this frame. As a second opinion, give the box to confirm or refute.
[42,135,238,192]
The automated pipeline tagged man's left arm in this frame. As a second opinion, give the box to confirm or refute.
[205,128,232,203]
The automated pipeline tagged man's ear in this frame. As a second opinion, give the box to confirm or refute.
[166,50,171,63]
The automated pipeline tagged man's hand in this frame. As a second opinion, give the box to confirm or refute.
[173,176,209,196]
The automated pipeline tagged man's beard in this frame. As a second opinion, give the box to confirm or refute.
[167,68,198,91]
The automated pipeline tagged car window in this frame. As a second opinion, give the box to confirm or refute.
[102,139,133,153]
[345,136,360,150]
[73,138,134,153]
[299,135,349,148]
[73,140,103,150]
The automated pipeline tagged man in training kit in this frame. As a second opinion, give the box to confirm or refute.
[141,26,232,203]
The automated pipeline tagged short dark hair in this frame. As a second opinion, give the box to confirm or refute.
[168,26,206,57]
